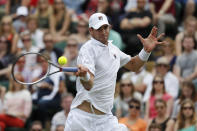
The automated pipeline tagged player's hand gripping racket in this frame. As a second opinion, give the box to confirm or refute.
[11,52,78,85]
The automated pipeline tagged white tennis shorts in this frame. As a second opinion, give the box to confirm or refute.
[64,108,128,131]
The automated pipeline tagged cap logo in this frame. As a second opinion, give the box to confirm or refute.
[98,16,103,20]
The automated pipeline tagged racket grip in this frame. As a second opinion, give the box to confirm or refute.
[61,67,78,72]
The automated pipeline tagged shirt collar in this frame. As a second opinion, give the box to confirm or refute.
[91,37,112,47]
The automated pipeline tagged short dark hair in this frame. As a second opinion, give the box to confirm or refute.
[128,98,141,107]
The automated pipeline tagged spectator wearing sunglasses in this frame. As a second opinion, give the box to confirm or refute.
[114,77,142,119]
[119,98,147,131]
[171,81,197,119]
[63,36,79,96]
[174,99,197,131]
[145,75,173,120]
[147,99,174,131]
[143,56,179,101]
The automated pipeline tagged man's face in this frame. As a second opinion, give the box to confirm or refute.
[129,102,140,117]
[137,0,146,9]
[156,64,168,76]
[28,20,37,32]
[44,34,54,50]
[61,96,73,111]
[182,37,194,52]
[89,24,110,44]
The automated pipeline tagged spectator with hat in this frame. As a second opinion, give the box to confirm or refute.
[143,56,179,101]
[13,6,28,33]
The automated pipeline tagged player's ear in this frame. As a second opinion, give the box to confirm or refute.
[89,27,93,35]
[108,24,112,29]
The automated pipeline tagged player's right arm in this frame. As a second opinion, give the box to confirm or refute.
[76,65,94,90]
[76,65,94,91]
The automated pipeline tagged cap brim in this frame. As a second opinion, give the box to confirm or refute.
[92,21,109,30]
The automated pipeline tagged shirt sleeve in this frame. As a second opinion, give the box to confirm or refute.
[118,49,131,67]
[77,45,96,75]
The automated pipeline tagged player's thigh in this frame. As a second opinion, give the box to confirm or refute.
[107,115,128,131]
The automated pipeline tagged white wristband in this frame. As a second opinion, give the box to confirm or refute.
[80,72,90,82]
[138,48,151,61]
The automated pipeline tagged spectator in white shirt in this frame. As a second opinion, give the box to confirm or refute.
[143,56,179,102]
[51,93,73,131]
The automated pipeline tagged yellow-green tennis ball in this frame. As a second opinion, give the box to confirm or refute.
[58,56,67,65]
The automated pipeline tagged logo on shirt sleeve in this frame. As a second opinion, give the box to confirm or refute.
[113,54,116,59]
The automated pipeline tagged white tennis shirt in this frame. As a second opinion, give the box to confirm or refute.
[71,38,131,114]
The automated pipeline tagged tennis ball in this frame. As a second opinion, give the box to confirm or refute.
[58,56,67,65]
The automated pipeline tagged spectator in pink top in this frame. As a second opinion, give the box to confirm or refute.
[0,74,32,131]
[145,75,173,120]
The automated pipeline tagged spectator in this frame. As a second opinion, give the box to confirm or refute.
[51,93,73,131]
[148,123,162,131]
[30,0,54,13]
[121,66,153,95]
[119,98,147,131]
[176,0,197,23]
[96,0,125,50]
[145,75,173,120]
[0,35,14,88]
[173,35,197,84]
[124,0,149,12]
[0,74,32,131]
[160,37,177,71]
[18,30,39,54]
[13,6,28,33]
[63,36,79,96]
[0,15,19,54]
[33,0,53,32]
[120,0,152,56]
[144,56,179,101]
[29,121,43,131]
[32,77,62,127]
[26,15,45,50]
[171,81,197,119]
[40,32,64,64]
[174,99,197,131]
[147,99,174,131]
[175,16,197,56]
[114,78,137,118]
[149,0,176,35]
[70,17,90,46]
[51,0,71,43]
[62,0,86,14]
[97,0,122,31]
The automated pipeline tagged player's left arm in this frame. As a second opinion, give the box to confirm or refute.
[124,26,166,72]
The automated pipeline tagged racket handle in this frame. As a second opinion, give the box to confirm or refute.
[61,67,78,72]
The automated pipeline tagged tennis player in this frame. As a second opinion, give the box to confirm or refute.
[64,13,165,131]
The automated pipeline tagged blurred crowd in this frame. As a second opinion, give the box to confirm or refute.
[0,0,196,131]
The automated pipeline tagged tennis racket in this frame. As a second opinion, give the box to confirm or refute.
[11,52,78,85]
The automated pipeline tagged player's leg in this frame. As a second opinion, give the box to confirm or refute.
[64,108,94,131]
[96,115,128,131]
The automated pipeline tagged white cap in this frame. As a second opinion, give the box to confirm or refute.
[16,6,28,16]
[89,13,109,29]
